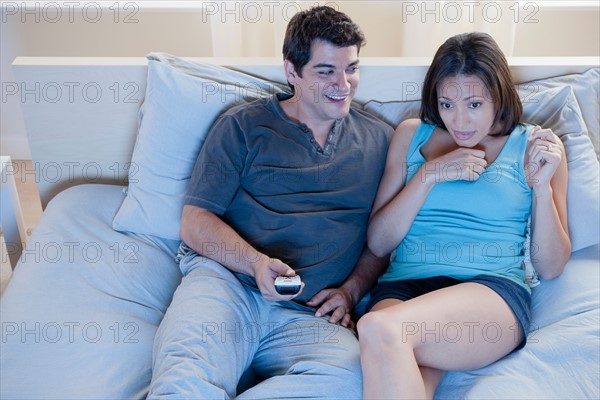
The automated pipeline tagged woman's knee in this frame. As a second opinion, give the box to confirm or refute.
[357,310,405,349]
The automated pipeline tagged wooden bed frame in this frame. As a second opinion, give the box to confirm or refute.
[12,56,599,207]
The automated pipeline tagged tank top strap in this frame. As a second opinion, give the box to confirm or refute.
[406,122,436,164]
[500,124,531,163]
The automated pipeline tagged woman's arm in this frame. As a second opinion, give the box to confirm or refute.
[526,127,571,279]
[367,119,420,257]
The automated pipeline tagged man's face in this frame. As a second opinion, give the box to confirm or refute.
[284,40,359,127]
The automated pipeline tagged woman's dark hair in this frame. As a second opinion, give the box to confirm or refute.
[283,6,365,78]
[420,32,522,136]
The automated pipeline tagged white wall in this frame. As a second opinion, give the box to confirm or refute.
[2,1,599,159]
[2,6,214,159]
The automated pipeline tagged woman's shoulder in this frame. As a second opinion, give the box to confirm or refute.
[393,118,422,139]
[389,118,419,150]
[396,118,423,133]
[392,119,437,146]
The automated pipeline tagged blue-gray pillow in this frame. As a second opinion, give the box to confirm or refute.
[112,55,287,240]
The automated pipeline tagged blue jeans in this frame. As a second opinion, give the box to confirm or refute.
[148,247,361,399]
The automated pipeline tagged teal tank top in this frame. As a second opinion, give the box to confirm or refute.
[379,122,533,292]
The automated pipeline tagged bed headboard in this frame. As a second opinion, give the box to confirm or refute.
[12,56,599,207]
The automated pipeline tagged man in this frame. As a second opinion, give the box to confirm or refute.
[149,6,393,398]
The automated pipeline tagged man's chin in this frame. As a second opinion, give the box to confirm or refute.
[324,103,352,119]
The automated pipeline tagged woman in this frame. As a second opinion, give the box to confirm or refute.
[357,32,571,399]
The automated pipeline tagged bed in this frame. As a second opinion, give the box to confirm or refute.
[1,54,599,399]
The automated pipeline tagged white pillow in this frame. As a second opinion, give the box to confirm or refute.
[519,68,599,156]
[112,55,288,240]
[363,81,600,252]
[363,99,420,128]
[521,84,600,251]
[560,133,600,251]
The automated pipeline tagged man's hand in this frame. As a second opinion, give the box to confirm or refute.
[306,287,354,328]
[253,257,304,302]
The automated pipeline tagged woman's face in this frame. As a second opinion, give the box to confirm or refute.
[437,74,496,148]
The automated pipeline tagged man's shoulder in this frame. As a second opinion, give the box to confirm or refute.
[218,95,278,122]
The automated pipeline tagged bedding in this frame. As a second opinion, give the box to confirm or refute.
[1,184,598,399]
[1,57,599,399]
[1,185,181,399]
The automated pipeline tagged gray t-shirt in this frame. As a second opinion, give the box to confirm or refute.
[185,93,393,301]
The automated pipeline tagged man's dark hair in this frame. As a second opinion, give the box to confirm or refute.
[283,6,365,78]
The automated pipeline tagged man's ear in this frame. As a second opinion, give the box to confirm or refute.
[284,60,298,84]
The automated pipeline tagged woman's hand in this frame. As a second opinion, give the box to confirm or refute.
[423,148,487,184]
[527,125,571,279]
[526,126,563,191]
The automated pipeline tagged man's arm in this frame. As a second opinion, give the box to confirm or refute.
[180,205,303,301]
[306,245,389,326]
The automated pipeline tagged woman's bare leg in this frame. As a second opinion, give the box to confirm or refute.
[358,283,523,399]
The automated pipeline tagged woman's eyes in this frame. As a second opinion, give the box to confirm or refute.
[439,102,482,109]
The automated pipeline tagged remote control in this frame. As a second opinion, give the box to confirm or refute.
[274,275,302,295]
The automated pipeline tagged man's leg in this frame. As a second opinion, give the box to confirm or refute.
[237,301,362,399]
[149,256,260,399]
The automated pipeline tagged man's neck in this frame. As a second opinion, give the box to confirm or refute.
[280,98,335,147]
